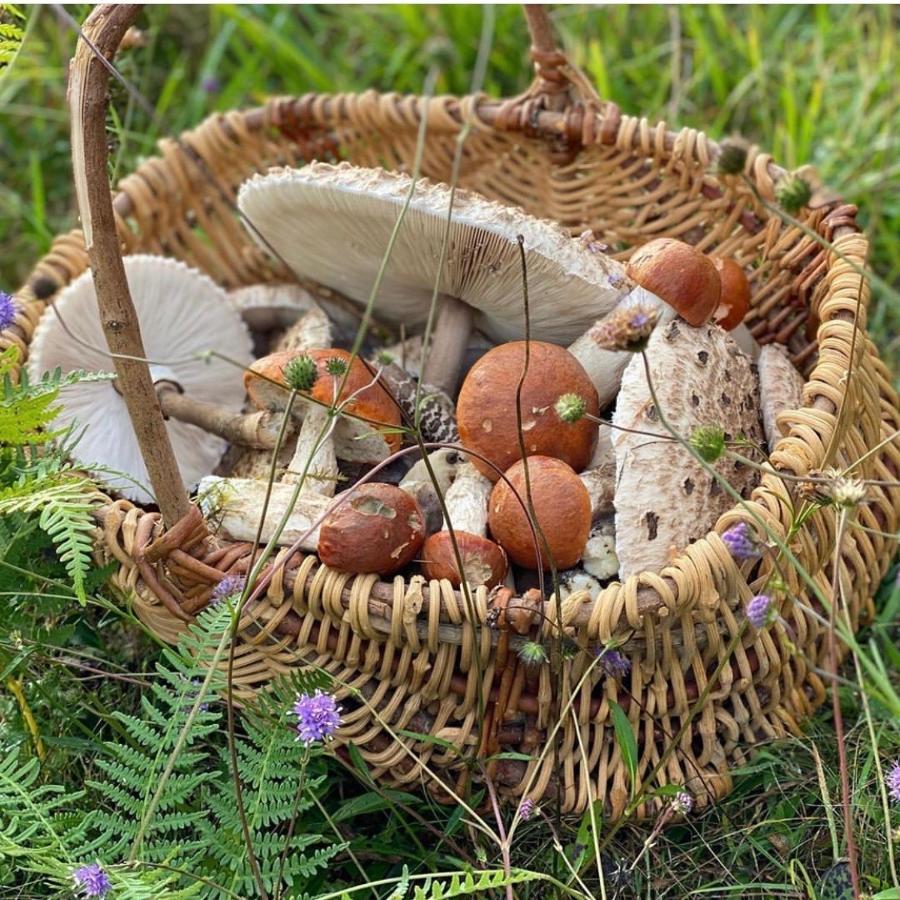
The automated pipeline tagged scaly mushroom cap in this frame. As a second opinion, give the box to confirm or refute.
[457,341,600,481]
[317,483,425,575]
[488,456,591,570]
[625,239,721,327]
[611,319,764,578]
[237,162,636,345]
[711,257,752,331]
[757,344,805,451]
[421,531,508,589]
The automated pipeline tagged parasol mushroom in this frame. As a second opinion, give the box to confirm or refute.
[611,318,764,578]
[757,344,806,451]
[317,482,426,575]
[238,162,637,399]
[488,455,592,571]
[421,462,508,589]
[457,340,600,481]
[26,255,254,503]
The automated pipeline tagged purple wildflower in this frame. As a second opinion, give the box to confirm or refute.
[722,522,760,561]
[293,690,341,744]
[672,791,693,815]
[887,760,900,803]
[0,291,17,332]
[519,797,537,821]
[211,573,245,605]
[72,863,111,898]
[598,649,632,679]
[746,593,773,629]
[201,75,220,94]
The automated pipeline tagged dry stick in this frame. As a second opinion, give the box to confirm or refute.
[828,508,861,898]
[481,768,515,900]
[67,3,190,529]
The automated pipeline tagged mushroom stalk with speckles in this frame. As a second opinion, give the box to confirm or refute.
[757,344,805,451]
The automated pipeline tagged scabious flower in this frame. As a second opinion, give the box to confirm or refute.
[518,640,548,666]
[887,760,900,803]
[211,573,245,605]
[519,797,538,821]
[201,75,220,94]
[721,522,760,561]
[293,690,342,744]
[283,353,318,392]
[690,425,726,463]
[0,290,17,332]
[555,392,587,424]
[588,304,659,352]
[72,863,111,898]
[830,476,867,510]
[715,138,749,176]
[775,173,812,214]
[598,649,632,679]
[672,791,694,815]
[746,593,774,629]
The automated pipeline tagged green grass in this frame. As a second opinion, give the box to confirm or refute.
[0,5,898,898]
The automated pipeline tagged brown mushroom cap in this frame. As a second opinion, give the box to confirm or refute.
[244,348,402,454]
[317,483,425,575]
[625,238,721,327]
[488,456,591,570]
[421,531,508,589]
[711,257,751,331]
[457,341,600,481]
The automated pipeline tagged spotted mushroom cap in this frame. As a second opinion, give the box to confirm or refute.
[317,483,425,575]
[611,319,764,578]
[457,341,600,481]
[237,162,638,345]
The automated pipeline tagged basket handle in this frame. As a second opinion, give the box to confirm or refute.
[68,4,192,528]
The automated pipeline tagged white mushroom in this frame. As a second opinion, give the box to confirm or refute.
[611,319,764,578]
[228,282,320,331]
[399,448,464,534]
[757,344,805,452]
[26,256,253,503]
[582,521,619,580]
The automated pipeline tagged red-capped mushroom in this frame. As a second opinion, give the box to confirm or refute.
[488,456,592,571]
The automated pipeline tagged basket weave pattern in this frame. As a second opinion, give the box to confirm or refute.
[8,73,900,816]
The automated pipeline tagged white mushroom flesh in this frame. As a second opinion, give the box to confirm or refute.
[612,319,764,579]
[443,462,492,536]
[757,344,805,452]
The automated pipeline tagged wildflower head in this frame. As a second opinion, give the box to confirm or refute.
[519,797,538,821]
[672,791,694,815]
[0,291,17,332]
[746,593,774,630]
[588,304,659,352]
[715,138,749,176]
[555,392,587,424]
[201,75,221,95]
[518,640,548,667]
[887,760,900,804]
[283,354,318,392]
[325,356,349,377]
[597,648,632,679]
[72,863,112,898]
[293,690,342,744]
[690,425,726,463]
[721,522,760,561]
[775,173,812,215]
[830,475,867,510]
[211,573,245,605]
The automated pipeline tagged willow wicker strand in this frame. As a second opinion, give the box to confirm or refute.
[8,68,900,817]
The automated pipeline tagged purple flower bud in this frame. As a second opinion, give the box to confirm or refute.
[211,573,245,605]
[746,593,773,629]
[72,863,111,898]
[519,797,537,820]
[201,75,220,94]
[0,291,17,332]
[722,522,760,561]
[293,690,342,744]
[672,791,693,815]
[597,648,631,679]
[888,760,900,803]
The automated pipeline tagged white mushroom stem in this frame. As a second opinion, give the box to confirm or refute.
[278,304,332,353]
[156,383,286,449]
[758,344,805,451]
[399,448,462,533]
[420,294,475,397]
[381,330,495,380]
[198,476,330,549]
[729,323,761,360]
[284,405,337,495]
[443,462,491,535]
[579,460,616,522]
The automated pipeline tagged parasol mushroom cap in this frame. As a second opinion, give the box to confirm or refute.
[625,238,721,327]
[317,482,426,575]
[611,319,764,578]
[457,341,600,481]
[488,456,592,571]
[27,255,253,503]
[237,162,638,346]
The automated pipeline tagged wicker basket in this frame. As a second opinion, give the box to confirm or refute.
[7,6,900,818]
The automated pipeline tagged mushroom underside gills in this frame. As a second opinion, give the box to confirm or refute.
[229,282,321,331]
[198,475,332,549]
[612,319,764,579]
